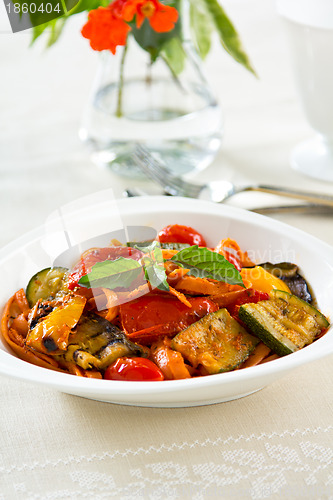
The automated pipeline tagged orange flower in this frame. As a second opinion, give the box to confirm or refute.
[81,5,131,54]
[123,0,178,33]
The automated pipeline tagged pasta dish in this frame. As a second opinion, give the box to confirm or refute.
[1,224,329,382]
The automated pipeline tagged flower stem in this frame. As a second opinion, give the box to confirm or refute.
[116,43,128,118]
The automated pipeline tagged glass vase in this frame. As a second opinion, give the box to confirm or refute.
[79,2,223,178]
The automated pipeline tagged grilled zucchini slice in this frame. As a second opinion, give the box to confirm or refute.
[160,243,190,250]
[127,241,190,251]
[238,290,329,356]
[171,308,259,374]
[26,267,69,307]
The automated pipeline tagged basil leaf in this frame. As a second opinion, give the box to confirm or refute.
[79,240,170,292]
[78,257,143,289]
[171,245,244,287]
[135,240,170,291]
[145,264,170,292]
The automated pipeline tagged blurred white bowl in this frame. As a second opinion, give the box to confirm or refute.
[0,196,332,407]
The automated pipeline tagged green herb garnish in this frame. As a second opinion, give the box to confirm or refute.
[171,245,244,287]
[78,240,169,292]
[78,257,143,290]
[78,243,244,293]
[138,241,169,292]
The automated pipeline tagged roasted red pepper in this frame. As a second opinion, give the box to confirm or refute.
[226,289,269,317]
[120,293,218,343]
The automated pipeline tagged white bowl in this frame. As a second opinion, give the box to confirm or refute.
[1,195,333,407]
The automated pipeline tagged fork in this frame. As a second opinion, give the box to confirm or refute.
[123,188,333,215]
[132,145,333,207]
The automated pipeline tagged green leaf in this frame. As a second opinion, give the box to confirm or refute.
[145,264,170,292]
[30,12,67,46]
[78,257,143,290]
[79,241,170,292]
[189,2,212,59]
[31,22,51,44]
[171,245,245,287]
[30,0,109,45]
[196,0,256,76]
[133,241,169,291]
[130,20,180,62]
[68,0,109,16]
[63,0,80,11]
[46,17,67,46]
[160,37,185,75]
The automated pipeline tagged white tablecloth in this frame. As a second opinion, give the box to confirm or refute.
[1,1,333,498]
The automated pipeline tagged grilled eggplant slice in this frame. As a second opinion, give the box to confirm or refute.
[26,267,69,307]
[238,290,329,356]
[59,313,145,370]
[171,309,259,374]
[260,262,312,303]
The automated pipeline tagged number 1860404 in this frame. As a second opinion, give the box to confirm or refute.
[6,2,62,14]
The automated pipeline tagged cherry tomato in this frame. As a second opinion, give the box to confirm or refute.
[120,294,218,336]
[158,224,207,246]
[67,246,143,290]
[104,357,164,381]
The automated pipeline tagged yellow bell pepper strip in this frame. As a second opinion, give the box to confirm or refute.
[240,266,291,294]
[26,295,86,354]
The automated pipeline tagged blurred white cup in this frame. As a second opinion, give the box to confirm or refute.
[277,0,333,181]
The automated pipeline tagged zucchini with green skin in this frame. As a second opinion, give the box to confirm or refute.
[238,289,330,356]
[126,241,190,251]
[160,243,190,250]
[26,267,69,307]
[171,308,259,374]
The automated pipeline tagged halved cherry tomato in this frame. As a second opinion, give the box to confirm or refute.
[67,246,143,290]
[104,357,164,381]
[120,293,218,337]
[158,224,207,246]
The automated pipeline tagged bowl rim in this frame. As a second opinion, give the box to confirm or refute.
[1,196,332,402]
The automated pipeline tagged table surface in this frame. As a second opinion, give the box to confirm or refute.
[1,1,333,498]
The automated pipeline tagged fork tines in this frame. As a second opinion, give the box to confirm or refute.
[132,144,202,198]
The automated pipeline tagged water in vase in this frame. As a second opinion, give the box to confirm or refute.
[80,77,223,178]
